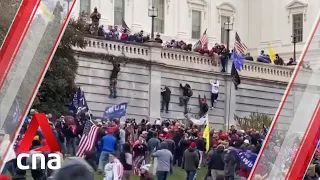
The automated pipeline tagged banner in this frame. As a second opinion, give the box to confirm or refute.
[238,150,257,170]
[103,102,128,119]
[70,87,90,116]
[188,114,208,125]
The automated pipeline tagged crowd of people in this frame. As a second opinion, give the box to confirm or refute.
[0,107,319,180]
[0,6,313,180]
[87,8,300,68]
[0,106,271,180]
[253,50,297,66]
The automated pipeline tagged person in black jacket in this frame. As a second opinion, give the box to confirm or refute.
[220,49,229,72]
[198,95,209,117]
[195,134,206,168]
[109,58,121,98]
[179,135,191,164]
[84,151,97,171]
[179,83,193,114]
[209,145,225,180]
[161,86,171,113]
[173,129,184,167]
[120,143,132,180]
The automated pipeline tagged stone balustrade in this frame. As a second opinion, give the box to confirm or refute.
[74,36,297,82]
[240,61,293,82]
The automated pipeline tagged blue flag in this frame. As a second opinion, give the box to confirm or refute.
[238,150,257,171]
[103,102,128,120]
[232,48,244,71]
[70,87,90,116]
[70,87,81,114]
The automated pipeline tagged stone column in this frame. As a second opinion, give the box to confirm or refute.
[177,1,188,38]
[131,0,148,32]
[224,76,237,130]
[99,0,113,25]
[149,69,161,121]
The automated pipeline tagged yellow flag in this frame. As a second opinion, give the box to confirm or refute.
[268,47,276,62]
[235,48,241,55]
[39,2,55,21]
[203,119,210,152]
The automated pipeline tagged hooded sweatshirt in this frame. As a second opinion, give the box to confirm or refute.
[152,142,173,172]
[209,146,225,170]
[180,84,192,97]
[182,148,199,171]
[50,157,94,180]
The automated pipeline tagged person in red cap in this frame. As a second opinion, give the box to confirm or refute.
[182,142,199,180]
[159,133,165,141]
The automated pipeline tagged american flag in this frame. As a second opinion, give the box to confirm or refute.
[192,40,201,50]
[119,19,130,34]
[234,32,247,55]
[200,29,208,48]
[76,120,99,157]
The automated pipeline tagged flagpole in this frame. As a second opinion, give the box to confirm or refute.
[125,97,133,117]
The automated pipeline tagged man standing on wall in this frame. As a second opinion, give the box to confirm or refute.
[90,7,101,36]
[179,83,193,114]
[161,86,171,113]
[220,49,229,72]
[109,58,121,99]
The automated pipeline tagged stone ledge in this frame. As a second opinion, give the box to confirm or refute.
[75,50,292,84]
[73,36,320,83]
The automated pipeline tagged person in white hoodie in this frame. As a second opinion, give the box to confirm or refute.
[209,80,220,109]
[0,134,17,176]
[104,153,123,180]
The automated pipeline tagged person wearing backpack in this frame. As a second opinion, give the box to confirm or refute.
[179,83,193,114]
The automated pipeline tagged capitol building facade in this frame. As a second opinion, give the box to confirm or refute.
[71,0,320,60]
